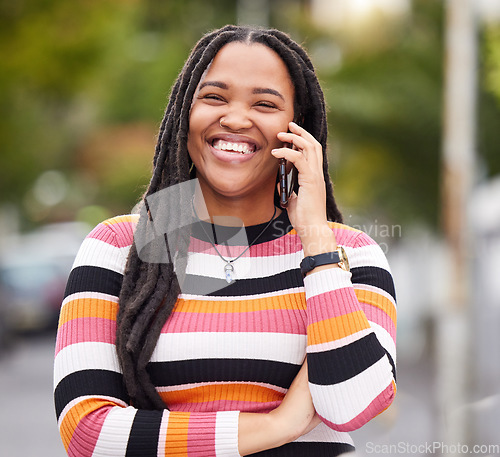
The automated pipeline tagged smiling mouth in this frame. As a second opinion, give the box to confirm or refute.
[212,139,256,155]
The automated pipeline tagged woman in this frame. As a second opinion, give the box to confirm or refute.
[54,25,397,456]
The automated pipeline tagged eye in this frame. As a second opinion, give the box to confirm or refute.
[255,101,279,110]
[200,93,226,103]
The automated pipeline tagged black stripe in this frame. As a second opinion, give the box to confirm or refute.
[351,266,396,301]
[386,350,397,382]
[180,269,303,296]
[308,333,386,385]
[250,441,355,456]
[125,410,163,457]
[64,265,123,299]
[54,369,128,419]
[191,210,293,246]
[147,358,300,390]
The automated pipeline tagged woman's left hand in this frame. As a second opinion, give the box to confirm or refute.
[272,122,337,255]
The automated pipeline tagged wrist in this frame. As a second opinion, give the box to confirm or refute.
[298,223,337,257]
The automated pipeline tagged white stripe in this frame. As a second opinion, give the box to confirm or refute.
[294,421,354,445]
[304,268,353,299]
[150,332,306,365]
[92,406,137,457]
[157,410,169,457]
[54,342,121,387]
[179,286,305,302]
[307,328,372,353]
[310,356,394,425]
[215,411,241,457]
[72,237,129,274]
[347,244,391,271]
[186,249,303,280]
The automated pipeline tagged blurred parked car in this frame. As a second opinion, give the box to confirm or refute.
[0,222,90,333]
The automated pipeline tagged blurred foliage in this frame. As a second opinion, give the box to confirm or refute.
[485,23,500,103]
[1,0,499,231]
[320,1,445,227]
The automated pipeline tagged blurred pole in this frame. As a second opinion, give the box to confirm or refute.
[237,0,270,27]
[438,0,477,454]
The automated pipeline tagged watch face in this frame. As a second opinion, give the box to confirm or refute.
[338,246,350,271]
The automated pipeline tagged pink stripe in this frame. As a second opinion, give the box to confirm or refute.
[320,383,395,432]
[87,221,135,248]
[164,309,306,334]
[187,413,217,456]
[307,287,362,325]
[55,317,116,355]
[172,399,280,414]
[188,234,304,257]
[67,406,112,457]
[249,234,302,256]
[364,304,396,341]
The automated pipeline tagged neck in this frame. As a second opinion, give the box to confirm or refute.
[193,187,279,227]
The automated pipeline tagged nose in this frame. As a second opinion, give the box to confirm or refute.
[220,106,253,131]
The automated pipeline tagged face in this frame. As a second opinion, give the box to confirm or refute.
[187,41,295,203]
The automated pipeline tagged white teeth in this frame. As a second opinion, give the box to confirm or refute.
[213,140,254,154]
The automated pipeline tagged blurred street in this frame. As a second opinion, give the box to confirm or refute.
[0,333,67,457]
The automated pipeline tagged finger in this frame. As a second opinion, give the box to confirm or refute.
[271,147,306,171]
[277,132,312,154]
[288,121,321,146]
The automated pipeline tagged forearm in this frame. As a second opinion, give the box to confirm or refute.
[238,412,287,456]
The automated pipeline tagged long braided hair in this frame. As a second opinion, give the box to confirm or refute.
[116,25,343,409]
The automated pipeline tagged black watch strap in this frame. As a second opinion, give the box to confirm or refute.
[300,251,341,277]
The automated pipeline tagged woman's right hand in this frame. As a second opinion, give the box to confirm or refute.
[269,358,321,442]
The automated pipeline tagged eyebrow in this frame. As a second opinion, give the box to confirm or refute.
[199,81,285,101]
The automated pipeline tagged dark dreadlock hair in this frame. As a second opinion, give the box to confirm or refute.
[116,24,343,409]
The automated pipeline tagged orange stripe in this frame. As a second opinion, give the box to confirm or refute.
[165,412,190,456]
[328,221,362,233]
[288,223,361,235]
[59,298,118,326]
[176,292,306,314]
[307,310,370,345]
[355,289,397,328]
[160,383,284,406]
[59,398,117,451]
[101,214,138,226]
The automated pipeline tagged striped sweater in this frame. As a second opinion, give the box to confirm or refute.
[54,210,397,456]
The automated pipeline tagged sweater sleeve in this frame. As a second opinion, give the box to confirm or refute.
[53,216,241,457]
[304,227,397,432]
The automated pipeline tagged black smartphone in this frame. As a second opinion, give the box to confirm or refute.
[279,143,298,208]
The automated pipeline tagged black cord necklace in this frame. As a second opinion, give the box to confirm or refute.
[191,199,278,284]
